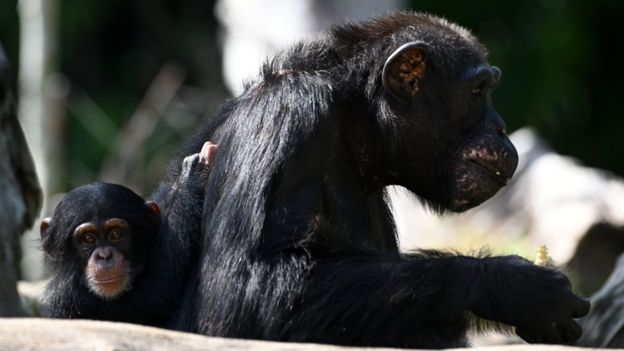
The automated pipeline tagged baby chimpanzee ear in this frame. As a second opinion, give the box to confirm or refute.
[40,217,52,238]
[145,201,161,217]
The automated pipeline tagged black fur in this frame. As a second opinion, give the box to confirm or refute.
[170,12,588,348]
[41,154,208,327]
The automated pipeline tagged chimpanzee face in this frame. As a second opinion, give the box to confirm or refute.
[382,41,518,212]
[40,182,161,300]
[69,217,135,299]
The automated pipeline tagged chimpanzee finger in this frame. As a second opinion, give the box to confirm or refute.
[570,296,591,318]
[181,154,201,176]
[516,324,562,345]
[555,319,583,344]
[200,141,218,166]
[516,328,540,344]
[551,270,572,289]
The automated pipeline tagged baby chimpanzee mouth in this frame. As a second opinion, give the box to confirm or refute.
[93,274,125,284]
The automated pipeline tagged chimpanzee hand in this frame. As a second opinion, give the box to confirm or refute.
[180,141,218,181]
[168,141,219,198]
[469,255,590,344]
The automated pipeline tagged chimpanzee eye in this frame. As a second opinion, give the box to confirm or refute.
[81,233,96,245]
[109,230,124,242]
[471,82,486,98]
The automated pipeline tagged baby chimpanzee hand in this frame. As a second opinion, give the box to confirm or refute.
[180,142,218,181]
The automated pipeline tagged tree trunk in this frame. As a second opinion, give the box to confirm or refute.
[18,0,61,281]
[577,252,624,348]
[0,45,42,316]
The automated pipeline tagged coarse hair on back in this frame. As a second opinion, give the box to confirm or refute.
[200,69,333,257]
[191,11,490,256]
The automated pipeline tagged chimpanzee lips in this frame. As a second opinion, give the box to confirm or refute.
[447,157,514,212]
[468,159,510,186]
[93,274,124,284]
[88,271,128,299]
[456,132,518,192]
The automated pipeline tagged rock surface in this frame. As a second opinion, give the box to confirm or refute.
[0,318,606,351]
[578,253,624,348]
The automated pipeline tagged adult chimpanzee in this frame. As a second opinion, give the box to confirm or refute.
[173,12,589,348]
[40,142,217,326]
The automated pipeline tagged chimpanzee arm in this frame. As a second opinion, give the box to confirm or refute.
[153,142,217,245]
[140,142,216,325]
[283,249,588,348]
[157,154,206,253]
[284,252,471,348]
[161,142,217,209]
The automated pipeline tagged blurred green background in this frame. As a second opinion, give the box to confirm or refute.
[1,0,623,193]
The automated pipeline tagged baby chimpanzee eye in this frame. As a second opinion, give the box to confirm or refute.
[109,230,124,242]
[471,82,486,98]
[81,233,96,245]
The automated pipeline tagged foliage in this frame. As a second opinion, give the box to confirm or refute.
[412,0,624,175]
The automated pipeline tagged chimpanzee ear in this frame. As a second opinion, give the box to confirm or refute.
[382,41,428,101]
[145,201,161,217]
[40,217,52,238]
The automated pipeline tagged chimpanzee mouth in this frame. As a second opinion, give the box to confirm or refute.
[93,275,125,284]
[469,160,509,186]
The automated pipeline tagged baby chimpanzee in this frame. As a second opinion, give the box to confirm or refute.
[39,142,216,327]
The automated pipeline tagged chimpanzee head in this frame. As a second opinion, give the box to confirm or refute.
[40,182,161,299]
[361,13,518,212]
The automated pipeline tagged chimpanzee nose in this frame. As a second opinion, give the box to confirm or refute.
[488,110,507,136]
[95,247,113,261]
[496,125,507,136]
